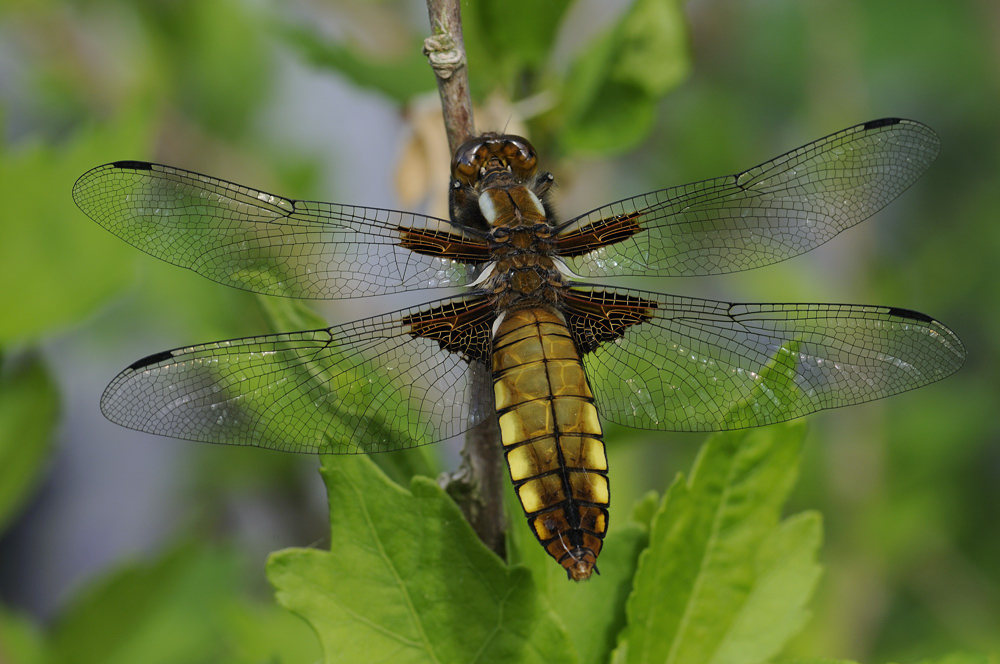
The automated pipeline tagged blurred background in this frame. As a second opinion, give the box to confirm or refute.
[0,0,997,661]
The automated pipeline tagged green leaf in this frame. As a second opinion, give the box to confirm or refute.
[710,512,823,664]
[0,605,47,664]
[560,0,689,155]
[613,0,690,97]
[268,454,574,664]
[141,0,273,139]
[276,22,435,104]
[0,107,153,343]
[0,354,59,534]
[560,30,654,155]
[562,82,658,156]
[724,341,804,428]
[48,544,244,664]
[616,421,822,664]
[220,601,322,664]
[463,0,572,85]
[257,295,331,334]
[913,655,1000,664]
[630,490,660,530]
[783,657,999,664]
[779,660,861,664]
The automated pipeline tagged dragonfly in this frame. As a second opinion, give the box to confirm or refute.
[73,118,965,581]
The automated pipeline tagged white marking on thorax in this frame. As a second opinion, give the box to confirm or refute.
[552,256,583,280]
[525,189,546,217]
[469,261,497,288]
[491,311,507,339]
[478,192,498,225]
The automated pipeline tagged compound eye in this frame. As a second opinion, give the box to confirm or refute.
[451,137,490,184]
[502,135,537,177]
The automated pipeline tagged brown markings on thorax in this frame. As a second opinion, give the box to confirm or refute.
[480,185,568,311]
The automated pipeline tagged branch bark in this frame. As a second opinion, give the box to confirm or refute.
[424,0,506,559]
[424,0,476,152]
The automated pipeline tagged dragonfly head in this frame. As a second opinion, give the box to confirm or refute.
[451,133,538,187]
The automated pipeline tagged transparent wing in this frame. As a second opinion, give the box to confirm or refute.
[73,161,488,299]
[577,287,966,431]
[557,119,940,277]
[100,296,495,453]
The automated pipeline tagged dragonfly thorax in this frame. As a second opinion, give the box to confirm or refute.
[476,182,567,306]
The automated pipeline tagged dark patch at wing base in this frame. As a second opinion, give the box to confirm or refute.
[562,289,658,353]
[555,213,643,258]
[402,297,496,363]
[396,226,492,262]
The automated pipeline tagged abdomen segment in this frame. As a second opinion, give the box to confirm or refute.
[492,307,609,580]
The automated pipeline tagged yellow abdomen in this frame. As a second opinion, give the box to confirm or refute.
[492,307,610,580]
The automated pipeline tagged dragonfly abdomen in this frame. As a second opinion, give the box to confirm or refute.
[492,307,610,581]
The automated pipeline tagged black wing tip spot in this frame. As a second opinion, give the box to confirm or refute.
[887,306,935,324]
[128,350,175,371]
[112,160,154,170]
[863,118,902,130]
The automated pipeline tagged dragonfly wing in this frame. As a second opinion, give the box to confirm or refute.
[556,119,940,277]
[101,295,497,453]
[565,287,966,431]
[73,161,490,299]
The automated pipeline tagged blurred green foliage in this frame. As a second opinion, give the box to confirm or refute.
[47,543,318,664]
[277,22,434,104]
[0,0,998,662]
[560,0,689,154]
[0,604,46,664]
[0,110,151,342]
[0,356,58,535]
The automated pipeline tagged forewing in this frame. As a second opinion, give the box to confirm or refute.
[101,296,496,453]
[574,287,966,431]
[73,161,489,298]
[557,119,940,277]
